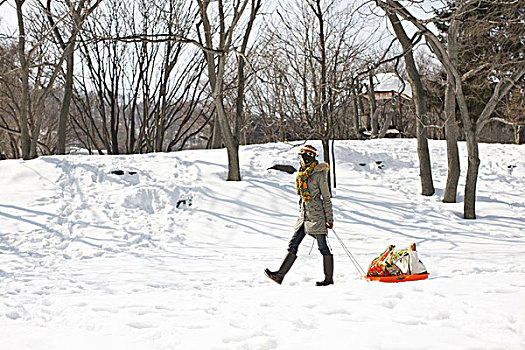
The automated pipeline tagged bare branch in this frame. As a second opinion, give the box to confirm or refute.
[461,63,490,82]
[87,33,224,55]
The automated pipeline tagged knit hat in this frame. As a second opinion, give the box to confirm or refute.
[299,145,317,158]
[299,145,317,165]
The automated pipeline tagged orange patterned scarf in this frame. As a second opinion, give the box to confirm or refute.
[296,161,317,202]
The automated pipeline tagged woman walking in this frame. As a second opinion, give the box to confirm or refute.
[265,145,334,286]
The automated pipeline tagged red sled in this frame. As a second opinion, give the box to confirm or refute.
[364,273,429,283]
[365,244,429,283]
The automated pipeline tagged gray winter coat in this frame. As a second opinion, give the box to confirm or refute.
[294,162,333,235]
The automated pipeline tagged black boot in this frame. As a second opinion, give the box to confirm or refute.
[316,254,334,286]
[265,252,297,285]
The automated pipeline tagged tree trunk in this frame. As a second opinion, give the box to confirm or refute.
[366,73,376,133]
[210,118,222,149]
[235,54,245,147]
[415,113,434,195]
[517,125,524,145]
[57,46,75,154]
[443,80,460,203]
[211,47,241,181]
[357,86,366,130]
[464,129,480,219]
[387,12,434,196]
[331,139,336,189]
[29,104,44,159]
[368,73,379,137]
[215,95,241,181]
[309,0,332,193]
[442,19,460,203]
[110,91,119,154]
[226,140,241,181]
[16,0,31,159]
[352,88,360,138]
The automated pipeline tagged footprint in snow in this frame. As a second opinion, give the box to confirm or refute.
[397,318,427,326]
[381,299,398,309]
[127,321,154,329]
[432,310,451,320]
[323,307,350,315]
[293,318,317,330]
[5,311,21,320]
[389,292,404,299]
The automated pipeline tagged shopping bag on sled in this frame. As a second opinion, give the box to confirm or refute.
[365,243,429,283]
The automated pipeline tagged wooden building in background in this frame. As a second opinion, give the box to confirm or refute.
[360,73,414,138]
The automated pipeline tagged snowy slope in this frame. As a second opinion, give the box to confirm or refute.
[1,139,524,350]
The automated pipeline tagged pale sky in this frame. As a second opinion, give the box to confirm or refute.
[0,0,16,34]
[0,0,444,34]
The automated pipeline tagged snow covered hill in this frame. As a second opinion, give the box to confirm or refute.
[1,139,524,349]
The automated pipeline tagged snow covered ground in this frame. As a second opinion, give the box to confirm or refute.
[1,139,524,349]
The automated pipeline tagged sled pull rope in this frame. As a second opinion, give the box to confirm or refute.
[308,238,315,255]
[331,228,366,276]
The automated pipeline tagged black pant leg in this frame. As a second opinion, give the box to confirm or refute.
[288,225,306,255]
[314,234,332,256]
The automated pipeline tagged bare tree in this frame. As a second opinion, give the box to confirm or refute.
[251,0,379,182]
[366,71,379,137]
[12,0,98,158]
[441,17,460,203]
[14,0,31,159]
[0,43,22,158]
[378,0,525,219]
[43,0,101,155]
[379,7,435,196]
[196,0,262,181]
[71,0,210,155]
